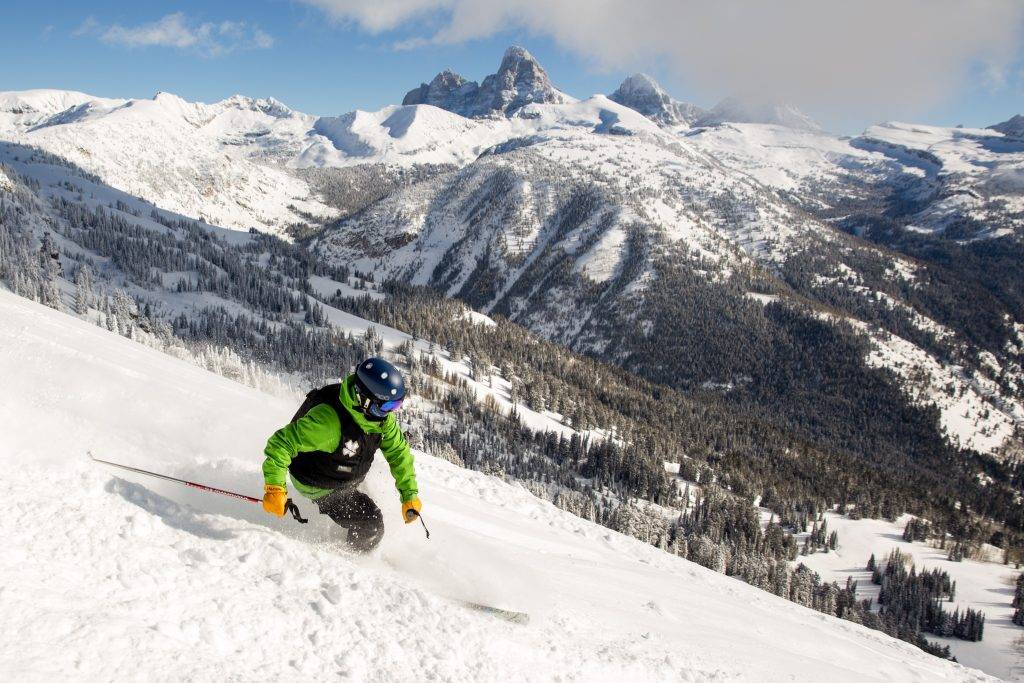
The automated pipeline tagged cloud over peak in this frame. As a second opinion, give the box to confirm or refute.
[300,0,1024,118]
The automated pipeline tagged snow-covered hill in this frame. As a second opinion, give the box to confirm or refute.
[0,288,996,681]
[688,118,1024,239]
[0,89,334,233]
[857,121,1024,238]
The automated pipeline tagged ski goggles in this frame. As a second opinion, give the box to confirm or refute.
[366,397,404,418]
[377,397,404,413]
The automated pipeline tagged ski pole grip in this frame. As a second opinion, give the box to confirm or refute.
[285,499,308,524]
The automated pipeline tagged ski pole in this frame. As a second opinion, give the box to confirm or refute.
[407,509,430,539]
[88,452,308,523]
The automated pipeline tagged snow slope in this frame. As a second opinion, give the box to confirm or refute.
[0,89,334,233]
[689,118,1024,238]
[798,513,1024,681]
[0,289,994,681]
[297,95,663,169]
[687,122,897,196]
[858,122,1024,238]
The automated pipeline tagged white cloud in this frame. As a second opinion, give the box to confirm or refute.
[981,61,1011,92]
[72,16,99,37]
[299,0,1024,117]
[82,12,274,57]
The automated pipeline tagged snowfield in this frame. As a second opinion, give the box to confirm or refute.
[798,513,1024,680]
[0,89,335,234]
[0,289,997,681]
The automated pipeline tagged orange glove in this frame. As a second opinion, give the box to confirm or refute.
[262,485,288,517]
[402,497,422,524]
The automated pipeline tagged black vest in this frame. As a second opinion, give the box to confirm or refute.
[287,383,382,490]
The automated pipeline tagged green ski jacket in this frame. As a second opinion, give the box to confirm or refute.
[262,375,418,503]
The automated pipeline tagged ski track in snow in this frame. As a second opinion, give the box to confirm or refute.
[0,289,997,681]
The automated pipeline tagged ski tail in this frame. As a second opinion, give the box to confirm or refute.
[456,600,530,624]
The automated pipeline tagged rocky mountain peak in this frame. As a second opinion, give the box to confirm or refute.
[475,45,569,116]
[609,73,704,128]
[494,46,544,84]
[401,46,571,118]
[989,114,1024,139]
[614,74,667,100]
[401,69,476,110]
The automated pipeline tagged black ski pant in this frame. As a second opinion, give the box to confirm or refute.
[315,486,384,553]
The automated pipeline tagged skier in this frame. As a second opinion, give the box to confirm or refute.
[260,357,420,552]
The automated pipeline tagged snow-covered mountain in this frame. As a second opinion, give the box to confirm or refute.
[989,113,1024,139]
[308,107,1023,461]
[695,96,821,131]
[857,121,1024,237]
[1,47,1022,467]
[608,73,704,128]
[0,89,107,126]
[688,118,1024,240]
[402,46,574,117]
[0,88,333,233]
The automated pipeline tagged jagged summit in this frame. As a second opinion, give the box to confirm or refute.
[478,46,572,115]
[401,69,476,111]
[401,46,572,118]
[989,114,1024,138]
[695,96,820,132]
[609,73,704,128]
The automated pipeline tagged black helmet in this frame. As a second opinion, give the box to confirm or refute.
[354,357,406,419]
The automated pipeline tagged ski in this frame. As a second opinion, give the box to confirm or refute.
[380,558,528,624]
[454,600,530,625]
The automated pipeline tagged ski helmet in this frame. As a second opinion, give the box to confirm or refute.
[354,357,406,419]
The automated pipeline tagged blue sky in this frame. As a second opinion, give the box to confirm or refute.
[2,1,1021,133]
